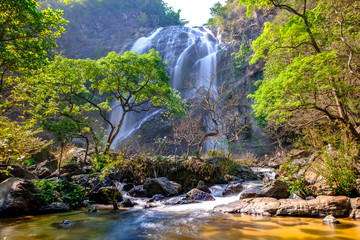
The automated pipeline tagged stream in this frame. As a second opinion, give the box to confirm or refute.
[1,181,360,240]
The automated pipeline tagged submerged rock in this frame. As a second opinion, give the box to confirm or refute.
[186,188,215,201]
[61,220,73,226]
[0,178,41,217]
[323,215,340,224]
[143,177,179,197]
[261,180,290,199]
[222,181,243,197]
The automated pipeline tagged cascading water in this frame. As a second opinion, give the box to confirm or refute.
[109,26,220,149]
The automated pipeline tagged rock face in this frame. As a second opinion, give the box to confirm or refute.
[0,178,41,216]
[261,180,290,199]
[89,186,123,205]
[214,195,351,217]
[223,181,244,197]
[143,177,179,197]
[239,187,262,199]
[186,189,215,201]
[128,185,148,198]
[0,165,38,183]
[28,160,58,179]
[196,180,211,194]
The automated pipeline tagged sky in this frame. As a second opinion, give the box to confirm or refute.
[164,0,227,27]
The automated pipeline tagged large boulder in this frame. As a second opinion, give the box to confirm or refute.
[261,180,290,199]
[196,180,211,194]
[240,197,280,216]
[232,166,258,181]
[350,198,360,219]
[128,185,148,198]
[276,199,309,216]
[223,181,244,197]
[239,187,262,199]
[0,178,42,217]
[186,188,215,201]
[0,165,38,183]
[143,177,179,197]
[307,196,350,217]
[28,160,58,179]
[89,186,123,204]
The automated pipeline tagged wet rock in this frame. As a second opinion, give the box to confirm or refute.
[240,197,280,216]
[128,185,148,197]
[231,165,258,181]
[239,187,262,199]
[122,183,135,192]
[276,199,309,216]
[28,160,58,179]
[148,194,165,202]
[196,180,211,194]
[350,198,360,219]
[61,220,73,226]
[40,202,69,213]
[323,215,340,224]
[164,197,199,205]
[120,199,134,208]
[186,188,215,201]
[0,178,41,216]
[89,186,123,204]
[214,200,248,213]
[0,165,38,183]
[308,196,350,217]
[261,180,290,199]
[143,177,179,197]
[88,206,98,212]
[222,181,243,197]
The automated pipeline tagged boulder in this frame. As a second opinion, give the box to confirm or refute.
[222,181,244,197]
[186,188,215,201]
[239,187,262,199]
[40,202,69,213]
[214,200,248,213]
[89,186,123,204]
[120,199,134,208]
[323,215,340,224]
[240,197,280,216]
[71,174,90,187]
[0,165,38,183]
[28,160,57,179]
[128,185,148,198]
[122,183,135,192]
[196,180,211,194]
[350,198,360,219]
[232,165,258,181]
[308,196,350,217]
[276,199,309,216]
[143,177,179,197]
[48,163,86,178]
[170,181,183,194]
[261,180,290,199]
[0,178,42,217]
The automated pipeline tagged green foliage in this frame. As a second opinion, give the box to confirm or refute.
[0,117,50,165]
[137,12,148,25]
[33,179,87,208]
[232,43,252,69]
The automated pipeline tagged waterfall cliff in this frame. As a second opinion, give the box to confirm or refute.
[109,26,220,148]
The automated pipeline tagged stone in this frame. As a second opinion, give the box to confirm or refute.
[350,198,360,219]
[148,194,165,202]
[186,188,215,201]
[261,180,290,199]
[71,174,90,187]
[196,180,211,194]
[128,185,148,198]
[122,183,135,192]
[307,196,350,217]
[120,199,134,208]
[239,187,262,199]
[214,200,248,213]
[40,202,69,213]
[276,199,309,216]
[0,165,38,183]
[88,206,97,212]
[232,165,258,181]
[89,186,123,205]
[143,177,179,197]
[170,181,183,194]
[0,178,42,216]
[222,181,244,197]
[165,197,199,205]
[61,220,73,226]
[240,197,280,216]
[323,215,340,224]
[48,163,86,178]
[28,160,58,179]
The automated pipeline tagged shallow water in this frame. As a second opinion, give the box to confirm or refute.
[2,183,360,240]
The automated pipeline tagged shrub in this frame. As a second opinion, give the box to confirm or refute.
[33,179,87,208]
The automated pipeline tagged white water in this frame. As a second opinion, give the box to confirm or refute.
[109,26,220,149]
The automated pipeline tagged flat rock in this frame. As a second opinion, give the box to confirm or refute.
[276,199,309,216]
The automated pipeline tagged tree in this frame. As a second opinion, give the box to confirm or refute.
[240,0,360,143]
[22,50,185,155]
[0,0,67,103]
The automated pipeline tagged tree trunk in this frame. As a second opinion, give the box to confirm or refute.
[196,131,218,159]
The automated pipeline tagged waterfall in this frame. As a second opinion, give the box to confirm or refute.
[109,26,220,149]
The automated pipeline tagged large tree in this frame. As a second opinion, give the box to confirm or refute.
[240,0,360,142]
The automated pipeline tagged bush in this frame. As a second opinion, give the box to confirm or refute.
[33,179,87,208]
